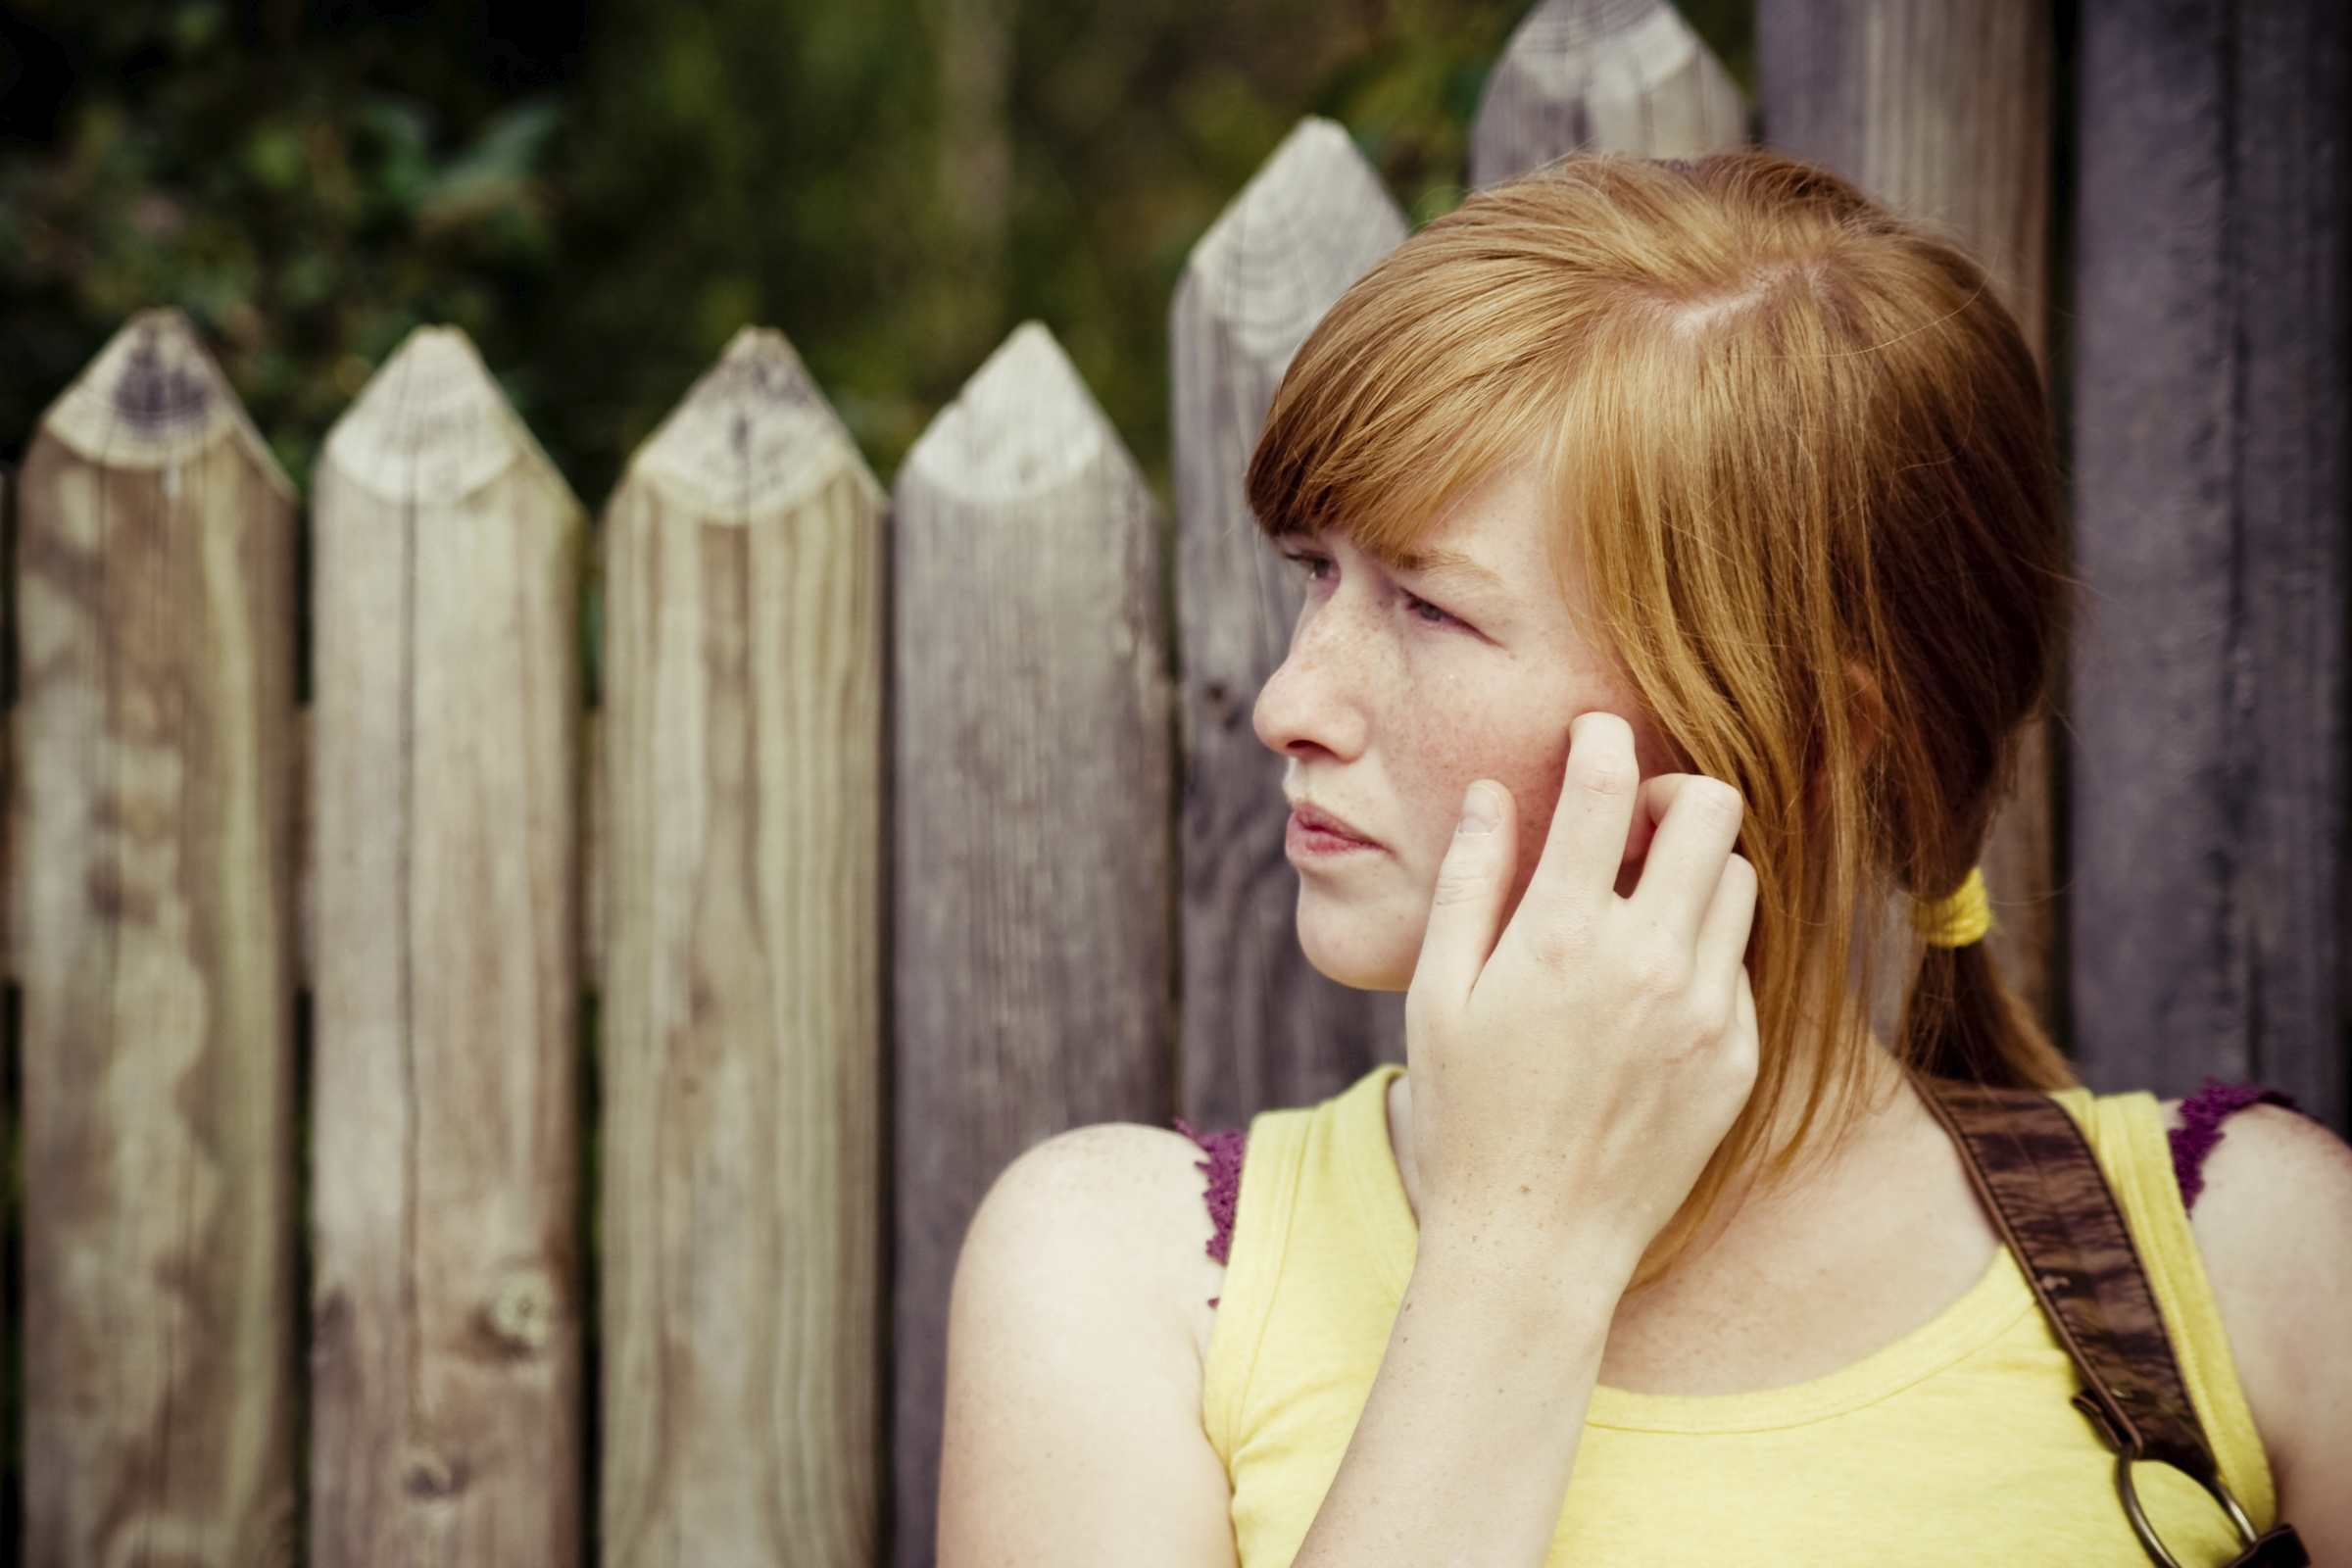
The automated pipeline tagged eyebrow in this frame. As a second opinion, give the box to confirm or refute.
[1390,547,1506,592]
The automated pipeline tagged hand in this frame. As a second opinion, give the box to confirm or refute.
[1403,711,1761,1284]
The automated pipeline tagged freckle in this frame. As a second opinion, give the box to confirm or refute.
[1520,1185,1531,1194]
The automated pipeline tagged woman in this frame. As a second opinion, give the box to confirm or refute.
[936,153,2352,1566]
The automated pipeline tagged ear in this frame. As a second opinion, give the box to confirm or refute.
[1845,662,1886,768]
[1809,662,1886,813]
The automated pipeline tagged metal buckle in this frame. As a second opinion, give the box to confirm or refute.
[2117,1452,2258,1568]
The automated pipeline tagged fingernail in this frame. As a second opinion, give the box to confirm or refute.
[1456,783,1499,836]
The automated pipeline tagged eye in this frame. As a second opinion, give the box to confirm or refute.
[1281,547,1336,582]
[1403,591,1461,629]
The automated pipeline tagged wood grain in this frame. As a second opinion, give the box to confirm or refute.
[16,309,299,1568]
[892,321,1171,1568]
[1172,117,1407,1130]
[1757,0,2059,1021]
[2069,0,2349,1125]
[309,325,585,1563]
[1470,0,1746,188]
[599,327,885,1566]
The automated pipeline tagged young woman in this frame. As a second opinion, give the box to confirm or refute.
[935,153,2352,1566]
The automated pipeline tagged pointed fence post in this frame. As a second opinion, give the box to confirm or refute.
[309,327,585,1564]
[1757,0,2061,1022]
[16,310,299,1568]
[2068,0,2349,1123]
[1172,118,1407,1131]
[1470,0,1747,187]
[598,328,886,1566]
[892,321,1172,1568]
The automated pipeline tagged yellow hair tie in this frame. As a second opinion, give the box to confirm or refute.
[1911,865,1992,948]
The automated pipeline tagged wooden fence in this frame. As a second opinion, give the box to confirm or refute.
[5,0,2344,1565]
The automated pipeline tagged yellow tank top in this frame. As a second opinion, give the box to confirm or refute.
[1202,1067,2278,1567]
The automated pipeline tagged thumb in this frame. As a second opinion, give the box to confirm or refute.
[1410,781,1518,1009]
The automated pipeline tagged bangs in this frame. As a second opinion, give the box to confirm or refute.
[1245,236,1589,564]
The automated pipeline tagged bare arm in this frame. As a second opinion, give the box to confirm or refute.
[938,1123,1237,1568]
[2190,1104,2352,1562]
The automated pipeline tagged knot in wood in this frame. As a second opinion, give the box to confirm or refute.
[484,1267,562,1352]
[114,323,215,441]
[403,1448,464,1498]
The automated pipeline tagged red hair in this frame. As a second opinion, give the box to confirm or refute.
[1249,152,2072,1269]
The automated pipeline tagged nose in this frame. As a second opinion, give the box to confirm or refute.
[1253,591,1371,764]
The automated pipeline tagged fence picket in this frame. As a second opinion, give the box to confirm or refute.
[598,327,885,1566]
[1172,118,1407,1131]
[1470,0,1747,188]
[309,326,584,1564]
[1757,0,2059,1021]
[891,321,1171,1568]
[2069,0,2349,1123]
[16,309,299,1568]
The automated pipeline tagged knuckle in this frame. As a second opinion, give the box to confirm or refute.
[1626,943,1690,1000]
[1526,917,1594,971]
[1430,843,1499,908]
[1572,752,1638,804]
[1430,863,1491,907]
[1691,777,1746,826]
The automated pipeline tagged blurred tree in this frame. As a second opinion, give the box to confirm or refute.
[0,0,582,485]
[534,0,1536,498]
[0,0,1754,498]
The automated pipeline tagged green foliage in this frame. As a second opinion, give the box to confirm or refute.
[0,0,1755,503]
[534,0,1532,500]
[0,1,566,487]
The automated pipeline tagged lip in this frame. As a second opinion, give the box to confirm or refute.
[1285,799,1384,859]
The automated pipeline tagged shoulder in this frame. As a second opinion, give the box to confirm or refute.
[2170,1098,2352,1259]
[2177,1099,2352,1315]
[954,1121,1227,1360]
[2169,1100,2352,1534]
[942,1124,1238,1566]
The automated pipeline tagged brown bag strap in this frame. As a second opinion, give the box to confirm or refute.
[1917,1079,2308,1568]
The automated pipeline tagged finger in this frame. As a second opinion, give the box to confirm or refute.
[1615,773,1692,893]
[1629,774,1747,947]
[1727,964,1762,1080]
[1527,711,1642,915]
[1410,780,1520,1008]
[1695,852,1760,980]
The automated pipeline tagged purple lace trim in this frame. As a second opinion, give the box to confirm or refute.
[1175,1120,1246,1270]
[2170,1078,2299,1209]
[1170,1090,2278,1282]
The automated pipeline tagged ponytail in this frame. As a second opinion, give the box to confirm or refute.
[1899,938,2073,1090]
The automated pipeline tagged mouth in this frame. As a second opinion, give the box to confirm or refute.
[1285,799,1384,859]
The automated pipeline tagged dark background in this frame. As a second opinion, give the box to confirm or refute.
[0,0,1755,504]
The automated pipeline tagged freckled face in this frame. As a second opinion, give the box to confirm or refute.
[1252,463,1676,991]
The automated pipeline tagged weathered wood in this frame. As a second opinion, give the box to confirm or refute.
[1758,0,2051,340]
[309,326,585,1562]
[1470,0,1746,188]
[15,310,299,1567]
[892,321,1171,1568]
[2070,0,2349,1125]
[1172,118,1408,1131]
[1758,0,2059,1020]
[599,328,885,1566]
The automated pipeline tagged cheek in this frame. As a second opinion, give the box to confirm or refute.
[1380,664,1676,911]
[1383,687,1576,890]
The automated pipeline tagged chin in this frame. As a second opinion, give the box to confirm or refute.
[1294,887,1419,993]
